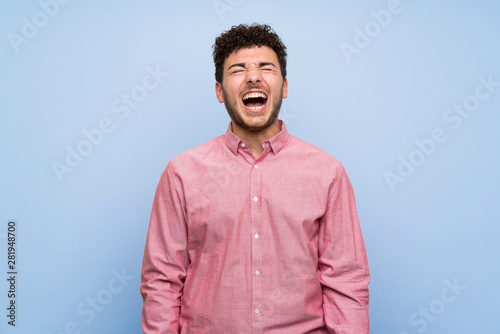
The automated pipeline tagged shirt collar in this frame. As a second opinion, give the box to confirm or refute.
[224,120,290,156]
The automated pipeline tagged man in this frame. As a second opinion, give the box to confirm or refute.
[141,23,370,333]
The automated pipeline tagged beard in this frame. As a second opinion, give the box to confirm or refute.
[221,84,284,133]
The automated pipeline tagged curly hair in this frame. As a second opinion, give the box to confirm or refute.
[212,23,287,83]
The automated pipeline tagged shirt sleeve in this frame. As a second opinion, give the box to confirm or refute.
[318,163,370,334]
[140,162,189,334]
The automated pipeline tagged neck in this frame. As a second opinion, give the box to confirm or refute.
[232,120,281,159]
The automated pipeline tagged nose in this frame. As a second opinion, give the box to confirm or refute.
[246,66,262,84]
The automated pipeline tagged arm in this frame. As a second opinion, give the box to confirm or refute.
[318,164,370,334]
[140,163,189,333]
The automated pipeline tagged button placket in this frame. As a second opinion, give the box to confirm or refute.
[250,158,263,329]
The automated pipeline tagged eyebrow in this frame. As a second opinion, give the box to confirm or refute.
[228,62,277,71]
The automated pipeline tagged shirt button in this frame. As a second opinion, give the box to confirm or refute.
[255,270,260,276]
[254,233,259,239]
[253,196,258,202]
[255,309,260,314]
[254,164,258,168]
[240,143,246,147]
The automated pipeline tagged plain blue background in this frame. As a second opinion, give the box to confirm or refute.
[1,1,499,333]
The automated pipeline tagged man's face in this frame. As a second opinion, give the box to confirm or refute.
[215,46,288,133]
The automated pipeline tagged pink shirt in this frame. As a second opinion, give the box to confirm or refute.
[141,121,370,333]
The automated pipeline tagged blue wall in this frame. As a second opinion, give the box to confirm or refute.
[1,1,499,333]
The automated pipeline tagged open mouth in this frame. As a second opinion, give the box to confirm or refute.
[242,91,268,111]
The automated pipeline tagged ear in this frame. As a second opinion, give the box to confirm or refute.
[282,77,288,99]
[215,82,224,103]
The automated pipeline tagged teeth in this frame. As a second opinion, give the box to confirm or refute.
[247,106,264,110]
[243,92,267,100]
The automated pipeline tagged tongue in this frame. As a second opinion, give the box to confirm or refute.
[246,102,264,107]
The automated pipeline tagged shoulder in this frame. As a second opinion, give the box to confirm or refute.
[286,135,345,170]
[286,136,356,197]
[165,135,225,174]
